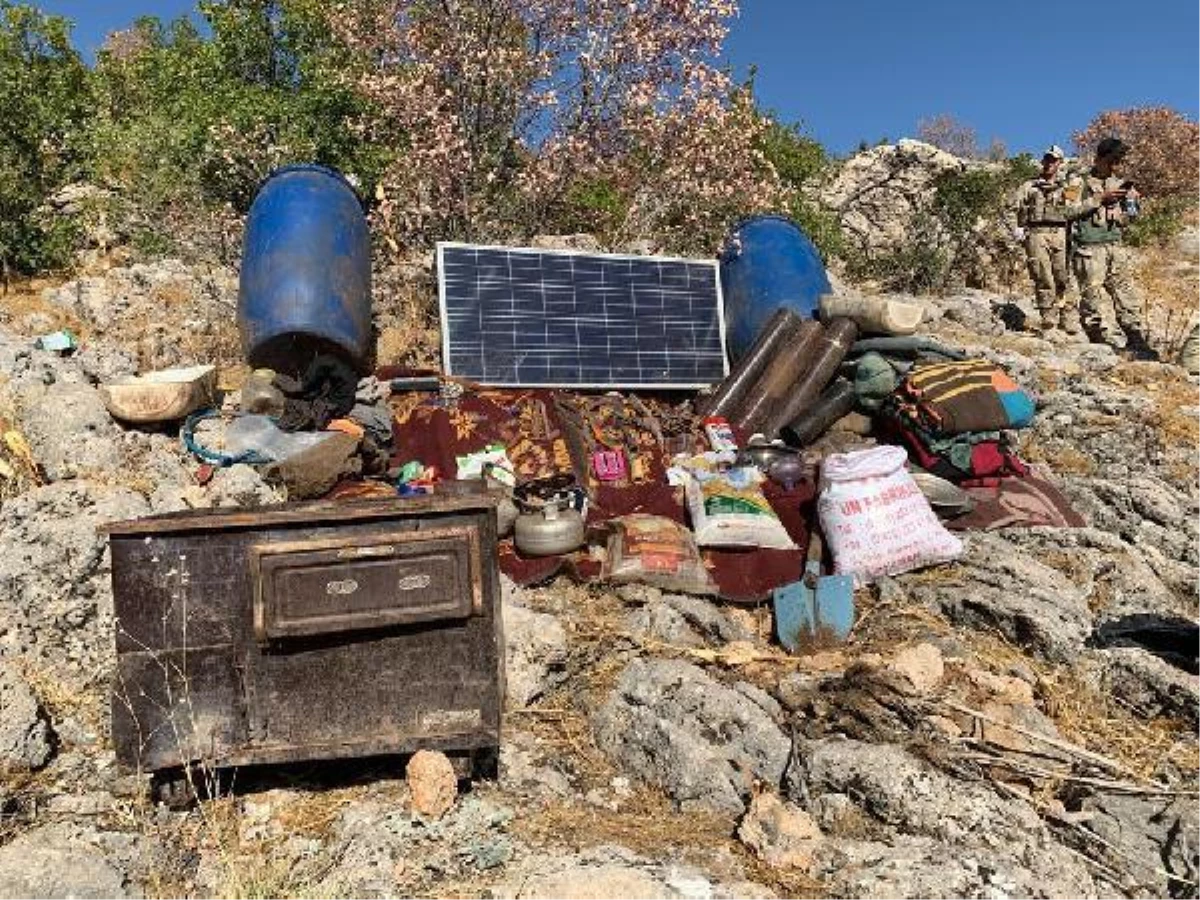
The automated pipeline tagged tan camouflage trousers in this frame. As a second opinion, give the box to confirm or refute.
[1071,242,1147,348]
[1023,228,1071,328]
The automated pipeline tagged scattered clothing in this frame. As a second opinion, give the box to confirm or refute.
[879,410,1028,482]
[945,468,1085,531]
[274,354,358,432]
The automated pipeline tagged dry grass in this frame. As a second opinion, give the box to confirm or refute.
[0,277,87,338]
[0,383,42,502]
[514,789,825,899]
[271,789,360,839]
[960,628,1197,785]
[1017,433,1098,476]
[1134,241,1199,358]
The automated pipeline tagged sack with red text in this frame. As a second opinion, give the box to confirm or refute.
[817,446,962,586]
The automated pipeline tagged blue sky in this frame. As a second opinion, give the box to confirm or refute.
[36,0,1200,157]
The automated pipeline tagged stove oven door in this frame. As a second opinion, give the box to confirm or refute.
[240,521,498,761]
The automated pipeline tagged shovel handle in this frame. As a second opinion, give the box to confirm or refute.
[806,525,824,567]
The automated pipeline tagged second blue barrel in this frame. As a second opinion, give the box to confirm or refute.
[238,164,372,375]
[719,215,831,362]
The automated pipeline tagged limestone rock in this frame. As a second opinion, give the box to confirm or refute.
[593,657,790,815]
[819,140,965,258]
[811,833,1096,899]
[0,663,53,770]
[738,789,823,871]
[906,531,1092,661]
[13,381,124,481]
[406,750,458,818]
[625,593,755,649]
[502,598,569,709]
[1084,646,1199,728]
[0,824,130,898]
[206,463,285,508]
[0,481,149,682]
[887,643,944,695]
[788,737,1044,845]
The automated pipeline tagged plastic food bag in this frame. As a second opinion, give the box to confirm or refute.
[676,453,797,550]
[817,446,962,586]
[602,514,717,595]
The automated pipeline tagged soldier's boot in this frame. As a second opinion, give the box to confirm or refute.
[1057,309,1088,344]
[1031,303,1060,340]
[1083,312,1125,349]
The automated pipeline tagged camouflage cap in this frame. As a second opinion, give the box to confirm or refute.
[1042,144,1065,160]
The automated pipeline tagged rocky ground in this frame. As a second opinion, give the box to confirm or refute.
[0,259,1196,899]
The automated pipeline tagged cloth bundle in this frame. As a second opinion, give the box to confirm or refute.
[880,359,1034,481]
[893,359,1035,434]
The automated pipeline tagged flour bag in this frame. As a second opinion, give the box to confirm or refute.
[817,446,962,586]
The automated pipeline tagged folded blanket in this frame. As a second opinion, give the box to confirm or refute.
[879,403,1029,481]
[899,359,1035,434]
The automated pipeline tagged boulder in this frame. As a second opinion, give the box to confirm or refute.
[502,600,569,709]
[0,824,130,898]
[593,658,790,815]
[0,663,53,770]
[13,381,124,481]
[406,750,458,819]
[738,790,823,871]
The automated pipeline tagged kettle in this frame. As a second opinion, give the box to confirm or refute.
[513,496,585,556]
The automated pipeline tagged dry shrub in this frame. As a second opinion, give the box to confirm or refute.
[1133,241,1199,356]
[1073,107,1199,202]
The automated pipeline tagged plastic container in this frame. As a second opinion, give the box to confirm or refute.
[238,165,372,376]
[224,415,334,463]
[719,215,832,361]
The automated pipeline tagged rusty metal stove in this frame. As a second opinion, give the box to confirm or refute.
[104,495,503,792]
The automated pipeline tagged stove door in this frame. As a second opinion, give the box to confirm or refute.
[242,521,500,758]
[249,525,483,643]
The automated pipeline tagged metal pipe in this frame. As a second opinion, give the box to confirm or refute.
[780,378,857,447]
[730,320,823,435]
[701,307,804,419]
[763,317,858,438]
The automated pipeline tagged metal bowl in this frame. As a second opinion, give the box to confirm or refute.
[735,444,812,489]
[909,471,975,517]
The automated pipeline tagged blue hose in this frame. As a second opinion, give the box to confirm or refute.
[181,410,272,467]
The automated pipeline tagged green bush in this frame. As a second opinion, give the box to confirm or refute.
[0,2,91,280]
[1124,196,1194,247]
[852,156,1034,294]
[845,211,948,293]
[88,1,390,262]
[757,117,843,261]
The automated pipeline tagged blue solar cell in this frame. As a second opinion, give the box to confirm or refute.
[437,243,727,387]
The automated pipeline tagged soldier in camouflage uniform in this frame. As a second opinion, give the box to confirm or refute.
[1062,137,1157,359]
[1015,145,1079,338]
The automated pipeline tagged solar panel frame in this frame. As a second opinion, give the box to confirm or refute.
[436,241,729,389]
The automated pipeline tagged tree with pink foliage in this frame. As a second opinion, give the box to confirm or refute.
[331,0,786,254]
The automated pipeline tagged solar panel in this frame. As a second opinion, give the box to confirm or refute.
[437,242,728,388]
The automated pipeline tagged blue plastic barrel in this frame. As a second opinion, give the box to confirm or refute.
[238,164,372,375]
[719,215,831,362]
